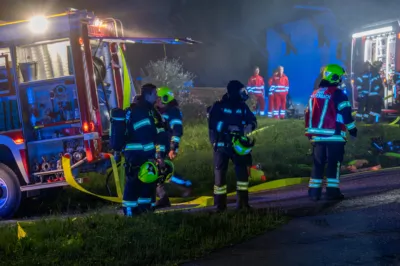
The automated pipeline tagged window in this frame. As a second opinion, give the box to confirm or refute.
[16,39,73,83]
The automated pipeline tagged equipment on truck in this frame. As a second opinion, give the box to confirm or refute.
[350,20,400,121]
[0,9,199,219]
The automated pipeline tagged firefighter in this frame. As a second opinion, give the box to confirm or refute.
[154,86,192,208]
[119,83,166,216]
[392,71,400,117]
[355,61,384,123]
[208,80,257,211]
[247,67,266,116]
[271,66,290,119]
[366,61,385,123]
[267,70,277,118]
[305,64,358,201]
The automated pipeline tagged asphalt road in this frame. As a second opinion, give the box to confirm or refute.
[183,170,400,266]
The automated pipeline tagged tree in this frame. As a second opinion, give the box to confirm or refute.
[141,57,196,92]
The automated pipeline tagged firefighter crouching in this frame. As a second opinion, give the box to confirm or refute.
[110,83,166,216]
[305,64,358,201]
[208,80,257,211]
[154,86,192,208]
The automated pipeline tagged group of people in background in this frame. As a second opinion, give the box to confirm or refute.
[246,66,290,119]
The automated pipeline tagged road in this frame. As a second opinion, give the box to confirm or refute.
[183,169,400,266]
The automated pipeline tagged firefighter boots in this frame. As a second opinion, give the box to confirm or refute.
[326,187,345,201]
[308,187,322,201]
[236,190,251,210]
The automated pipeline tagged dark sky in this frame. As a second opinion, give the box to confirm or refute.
[1,0,400,86]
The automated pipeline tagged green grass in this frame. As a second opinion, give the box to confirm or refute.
[0,209,286,266]
[15,118,400,218]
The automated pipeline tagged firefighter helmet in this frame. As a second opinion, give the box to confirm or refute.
[158,159,175,183]
[322,64,346,84]
[232,134,255,156]
[157,87,175,104]
[138,161,159,183]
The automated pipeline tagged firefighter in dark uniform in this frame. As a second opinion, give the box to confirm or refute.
[154,86,192,208]
[111,83,166,216]
[305,64,358,201]
[354,61,371,121]
[208,80,257,211]
[355,61,384,123]
[390,71,400,120]
[366,61,385,123]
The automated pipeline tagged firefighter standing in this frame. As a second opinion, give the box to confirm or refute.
[355,61,384,123]
[366,61,385,123]
[305,64,357,201]
[247,67,266,116]
[114,84,165,216]
[267,70,277,118]
[154,86,192,208]
[271,66,290,119]
[208,80,257,211]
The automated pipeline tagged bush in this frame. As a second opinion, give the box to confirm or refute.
[177,90,208,123]
[141,57,195,92]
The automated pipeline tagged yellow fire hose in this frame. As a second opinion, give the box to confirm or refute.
[62,154,123,203]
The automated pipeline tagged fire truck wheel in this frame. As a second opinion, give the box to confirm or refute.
[0,163,21,219]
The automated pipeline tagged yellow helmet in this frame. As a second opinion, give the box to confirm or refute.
[157,87,175,104]
[138,161,159,183]
[322,64,346,84]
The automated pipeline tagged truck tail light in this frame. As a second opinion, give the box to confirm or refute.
[83,122,89,133]
[83,132,101,163]
[83,121,95,133]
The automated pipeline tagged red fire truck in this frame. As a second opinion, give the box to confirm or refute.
[0,9,198,218]
[350,20,400,119]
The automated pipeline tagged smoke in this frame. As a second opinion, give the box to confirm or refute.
[2,0,400,87]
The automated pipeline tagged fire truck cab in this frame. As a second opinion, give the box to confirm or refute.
[0,9,198,219]
[350,20,400,119]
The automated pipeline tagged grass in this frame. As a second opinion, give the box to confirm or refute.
[14,118,400,218]
[0,209,286,266]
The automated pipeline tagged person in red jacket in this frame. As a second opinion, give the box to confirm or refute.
[267,70,278,118]
[305,64,358,201]
[247,67,265,116]
[271,66,289,119]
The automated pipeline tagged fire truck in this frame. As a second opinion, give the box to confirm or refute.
[350,20,400,119]
[0,9,198,219]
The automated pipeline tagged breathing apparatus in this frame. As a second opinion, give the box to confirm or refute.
[227,80,249,102]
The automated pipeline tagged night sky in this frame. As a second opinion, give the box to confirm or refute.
[0,0,399,86]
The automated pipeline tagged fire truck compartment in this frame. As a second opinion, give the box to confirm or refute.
[351,22,400,111]
[27,135,85,180]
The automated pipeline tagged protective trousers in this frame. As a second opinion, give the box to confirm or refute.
[268,93,275,118]
[366,95,382,123]
[250,93,266,116]
[273,93,287,119]
[309,142,345,200]
[356,97,368,121]
[213,150,251,210]
[123,162,157,216]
